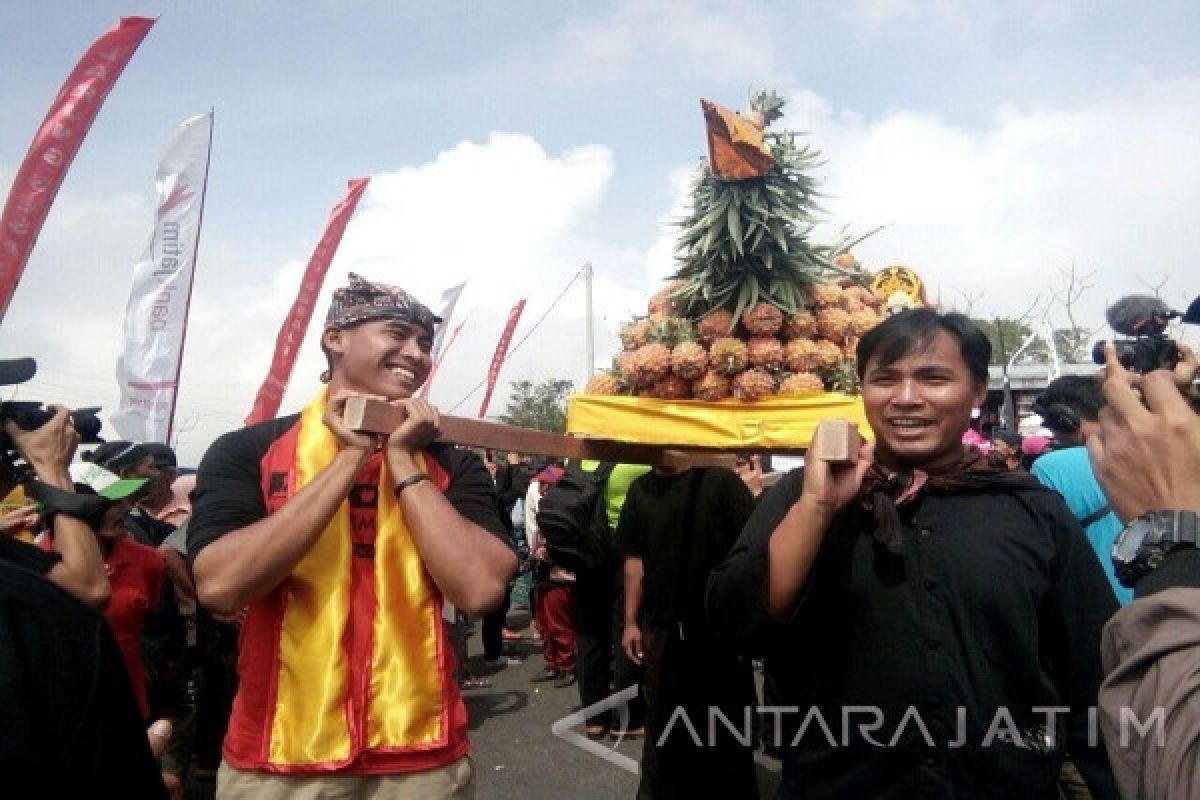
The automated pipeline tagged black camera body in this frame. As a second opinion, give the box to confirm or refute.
[1091,336,1180,374]
[0,401,105,456]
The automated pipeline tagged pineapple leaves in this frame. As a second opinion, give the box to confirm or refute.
[668,88,865,326]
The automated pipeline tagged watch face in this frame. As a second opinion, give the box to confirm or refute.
[1113,519,1151,564]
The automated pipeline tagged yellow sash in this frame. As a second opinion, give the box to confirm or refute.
[269,391,446,765]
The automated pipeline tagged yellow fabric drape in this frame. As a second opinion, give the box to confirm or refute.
[269,392,445,766]
[567,393,872,451]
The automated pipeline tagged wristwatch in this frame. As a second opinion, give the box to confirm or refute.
[1112,510,1200,588]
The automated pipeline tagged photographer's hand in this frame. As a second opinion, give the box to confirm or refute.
[4,407,109,609]
[1088,343,1200,522]
[5,406,78,488]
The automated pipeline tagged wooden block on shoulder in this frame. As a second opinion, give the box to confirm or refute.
[809,419,861,466]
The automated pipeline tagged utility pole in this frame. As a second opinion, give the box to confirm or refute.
[583,262,594,383]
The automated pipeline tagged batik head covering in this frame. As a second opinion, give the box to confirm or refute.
[325,273,441,337]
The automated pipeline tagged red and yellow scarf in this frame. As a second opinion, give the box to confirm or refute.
[263,390,451,766]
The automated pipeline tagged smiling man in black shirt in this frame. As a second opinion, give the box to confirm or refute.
[708,309,1119,800]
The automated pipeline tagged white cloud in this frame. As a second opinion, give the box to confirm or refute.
[776,79,1199,327]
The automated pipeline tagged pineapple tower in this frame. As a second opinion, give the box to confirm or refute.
[587,90,887,402]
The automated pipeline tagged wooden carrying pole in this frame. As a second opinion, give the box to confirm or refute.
[343,397,739,469]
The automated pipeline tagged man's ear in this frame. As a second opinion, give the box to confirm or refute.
[322,327,345,357]
[971,380,988,409]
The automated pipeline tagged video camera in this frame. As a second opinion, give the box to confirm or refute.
[0,402,105,446]
[1092,295,1200,373]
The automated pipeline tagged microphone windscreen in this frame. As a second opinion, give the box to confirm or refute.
[1106,295,1172,335]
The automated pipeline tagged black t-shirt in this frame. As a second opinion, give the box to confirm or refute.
[188,415,510,564]
[0,534,59,574]
[707,468,1120,800]
[616,467,754,627]
[0,561,167,799]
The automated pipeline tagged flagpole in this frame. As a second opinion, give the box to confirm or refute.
[583,262,594,382]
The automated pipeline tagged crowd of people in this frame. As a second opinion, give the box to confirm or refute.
[2,273,1199,800]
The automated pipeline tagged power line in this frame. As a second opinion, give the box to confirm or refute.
[446,266,584,414]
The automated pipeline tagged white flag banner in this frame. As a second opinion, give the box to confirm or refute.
[432,281,466,361]
[111,111,212,443]
[419,281,466,400]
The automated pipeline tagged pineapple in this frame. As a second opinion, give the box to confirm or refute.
[822,357,861,394]
[782,309,817,340]
[838,293,866,313]
[778,372,824,397]
[742,302,785,336]
[708,337,749,376]
[651,374,692,400]
[585,371,622,396]
[783,339,820,373]
[816,307,852,343]
[671,341,709,380]
[693,370,732,402]
[697,309,735,344]
[859,286,884,308]
[809,283,843,308]
[848,309,882,337]
[647,316,697,348]
[845,285,881,309]
[619,318,653,351]
[631,343,672,386]
[616,350,640,385]
[832,252,860,272]
[732,368,776,402]
[746,336,784,369]
[648,282,684,317]
[813,340,844,370]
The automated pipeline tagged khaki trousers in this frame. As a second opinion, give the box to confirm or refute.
[216,757,474,800]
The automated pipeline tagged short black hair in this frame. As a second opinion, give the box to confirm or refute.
[1039,375,1105,421]
[856,308,991,385]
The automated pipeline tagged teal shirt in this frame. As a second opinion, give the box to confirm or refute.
[1032,446,1133,605]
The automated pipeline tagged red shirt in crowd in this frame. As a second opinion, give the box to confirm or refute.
[40,533,166,718]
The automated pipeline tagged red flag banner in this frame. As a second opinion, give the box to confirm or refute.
[0,16,156,323]
[478,299,526,419]
[245,177,370,425]
[419,318,467,400]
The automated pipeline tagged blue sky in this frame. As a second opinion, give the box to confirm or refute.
[2,1,1198,460]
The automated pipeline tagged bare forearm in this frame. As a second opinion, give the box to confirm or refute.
[193,448,368,614]
[29,459,110,609]
[624,557,644,627]
[395,480,517,615]
[766,498,833,621]
[47,513,110,609]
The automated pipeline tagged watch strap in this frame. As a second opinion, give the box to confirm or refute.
[1150,510,1199,546]
[1135,547,1200,599]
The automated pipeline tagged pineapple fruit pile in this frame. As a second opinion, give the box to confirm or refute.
[585,279,885,402]
[584,88,886,403]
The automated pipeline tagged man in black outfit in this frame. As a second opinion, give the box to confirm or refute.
[620,465,758,800]
[708,309,1120,799]
[0,559,169,799]
[0,357,166,798]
